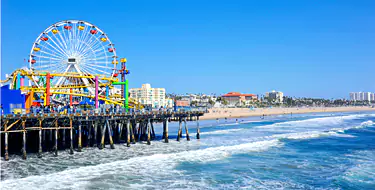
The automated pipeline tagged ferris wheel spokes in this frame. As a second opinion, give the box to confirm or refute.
[29,20,119,104]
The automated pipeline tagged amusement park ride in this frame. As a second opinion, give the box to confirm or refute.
[1,20,142,112]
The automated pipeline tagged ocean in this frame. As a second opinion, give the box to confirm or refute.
[1,111,374,190]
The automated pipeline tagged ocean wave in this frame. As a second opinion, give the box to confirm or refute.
[358,120,374,128]
[256,114,372,130]
[202,116,373,137]
[199,117,373,138]
[0,140,281,190]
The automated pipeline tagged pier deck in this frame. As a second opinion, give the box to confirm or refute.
[0,111,204,160]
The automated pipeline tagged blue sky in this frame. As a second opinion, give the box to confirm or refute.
[2,0,375,98]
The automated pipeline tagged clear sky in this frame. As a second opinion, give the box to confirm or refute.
[2,0,375,98]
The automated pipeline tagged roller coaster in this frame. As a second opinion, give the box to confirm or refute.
[0,20,143,112]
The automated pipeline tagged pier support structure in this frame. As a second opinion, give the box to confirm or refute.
[0,111,204,160]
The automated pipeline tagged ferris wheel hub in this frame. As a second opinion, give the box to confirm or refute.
[68,58,77,64]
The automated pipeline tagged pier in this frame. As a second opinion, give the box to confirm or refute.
[0,111,204,161]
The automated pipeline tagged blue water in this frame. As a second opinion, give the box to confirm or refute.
[1,112,375,189]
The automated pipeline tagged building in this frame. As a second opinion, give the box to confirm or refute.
[363,92,371,101]
[175,100,190,107]
[265,90,284,103]
[350,92,359,101]
[222,92,257,106]
[350,92,374,101]
[129,84,169,108]
[371,93,375,101]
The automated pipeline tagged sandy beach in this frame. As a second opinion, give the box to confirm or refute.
[200,106,375,120]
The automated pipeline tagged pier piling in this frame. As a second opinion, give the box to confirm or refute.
[196,116,200,139]
[62,129,66,149]
[184,117,190,141]
[164,118,169,143]
[100,123,106,149]
[126,120,131,147]
[69,118,74,154]
[88,123,92,147]
[4,132,9,161]
[135,122,140,142]
[93,121,98,147]
[151,121,156,139]
[78,124,82,152]
[107,120,115,149]
[177,118,182,141]
[118,121,122,143]
[22,120,27,160]
[54,119,58,156]
[147,119,151,145]
[130,121,135,144]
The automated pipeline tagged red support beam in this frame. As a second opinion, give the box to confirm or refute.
[70,88,73,106]
[46,73,51,106]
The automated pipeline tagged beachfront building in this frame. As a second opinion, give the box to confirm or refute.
[176,100,190,107]
[350,92,374,101]
[173,94,218,107]
[222,92,258,107]
[130,84,170,108]
[349,92,359,101]
[265,90,284,103]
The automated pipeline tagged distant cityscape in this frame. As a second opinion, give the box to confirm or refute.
[129,83,375,110]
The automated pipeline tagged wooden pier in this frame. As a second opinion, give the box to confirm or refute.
[0,111,204,161]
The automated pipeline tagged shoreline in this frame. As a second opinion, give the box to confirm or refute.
[200,106,375,120]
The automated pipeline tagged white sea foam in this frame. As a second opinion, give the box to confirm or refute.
[256,114,371,130]
[0,139,281,190]
[273,127,359,140]
[202,115,373,137]
[358,120,374,127]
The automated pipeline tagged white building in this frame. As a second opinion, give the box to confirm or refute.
[363,92,371,101]
[349,92,356,101]
[265,90,284,103]
[350,92,374,101]
[130,84,171,108]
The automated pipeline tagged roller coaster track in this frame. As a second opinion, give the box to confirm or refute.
[1,69,143,109]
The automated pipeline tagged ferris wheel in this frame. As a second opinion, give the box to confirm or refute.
[28,20,120,103]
